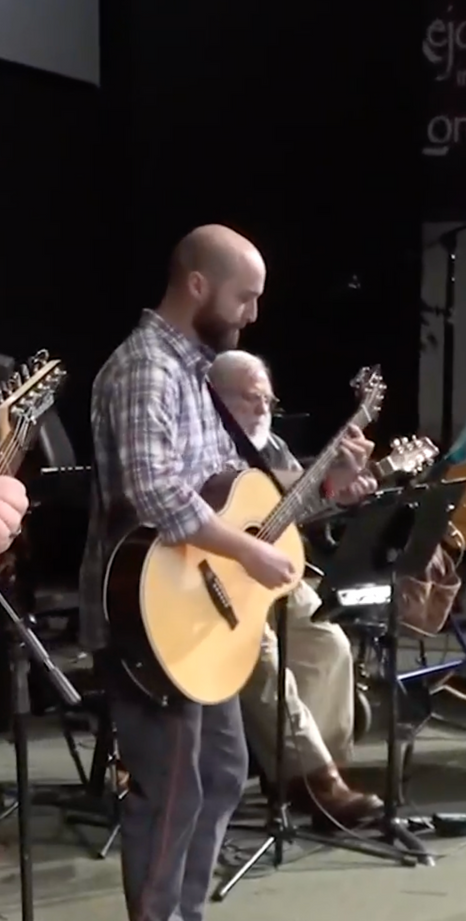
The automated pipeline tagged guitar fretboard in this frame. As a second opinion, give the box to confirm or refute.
[257,402,372,544]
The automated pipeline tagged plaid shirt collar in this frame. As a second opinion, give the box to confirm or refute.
[141,309,214,376]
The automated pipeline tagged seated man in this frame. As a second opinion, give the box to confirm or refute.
[209,350,382,825]
[0,475,28,554]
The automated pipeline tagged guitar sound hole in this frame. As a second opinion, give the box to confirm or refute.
[245,526,260,538]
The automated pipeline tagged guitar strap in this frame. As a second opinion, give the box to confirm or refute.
[207,381,285,495]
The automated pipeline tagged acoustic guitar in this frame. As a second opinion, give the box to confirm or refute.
[103,368,442,706]
[300,434,439,589]
[103,365,386,704]
[288,434,439,527]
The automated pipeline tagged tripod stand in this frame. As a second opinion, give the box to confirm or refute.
[212,538,422,902]
[0,588,81,921]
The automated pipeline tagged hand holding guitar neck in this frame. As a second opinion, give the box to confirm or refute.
[330,423,378,504]
[300,435,440,525]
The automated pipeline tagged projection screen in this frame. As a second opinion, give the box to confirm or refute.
[0,0,99,85]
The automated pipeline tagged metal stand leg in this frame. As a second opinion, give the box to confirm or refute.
[10,636,35,921]
[0,798,19,822]
[378,574,434,866]
[97,819,122,859]
[0,587,81,919]
[62,712,124,859]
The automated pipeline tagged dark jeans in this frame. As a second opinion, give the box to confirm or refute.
[95,651,248,921]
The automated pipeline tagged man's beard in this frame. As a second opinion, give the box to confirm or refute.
[193,300,241,354]
[248,414,272,450]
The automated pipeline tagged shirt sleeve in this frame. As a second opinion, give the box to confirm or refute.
[107,357,214,544]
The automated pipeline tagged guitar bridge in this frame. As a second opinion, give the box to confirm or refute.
[198,560,238,630]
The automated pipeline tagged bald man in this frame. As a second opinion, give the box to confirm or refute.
[209,351,382,825]
[79,225,300,921]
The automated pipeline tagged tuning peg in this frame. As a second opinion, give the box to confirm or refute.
[28,349,48,372]
[9,371,22,390]
[350,367,366,388]
[35,349,49,366]
[20,364,30,381]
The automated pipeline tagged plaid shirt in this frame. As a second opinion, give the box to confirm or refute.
[79,309,242,652]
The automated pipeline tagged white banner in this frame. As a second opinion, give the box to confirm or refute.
[422,0,466,157]
[420,222,466,439]
[0,0,99,85]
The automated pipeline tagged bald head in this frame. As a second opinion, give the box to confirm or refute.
[160,224,266,354]
[209,350,268,390]
[169,224,264,287]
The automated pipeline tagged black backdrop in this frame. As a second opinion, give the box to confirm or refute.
[1,0,424,461]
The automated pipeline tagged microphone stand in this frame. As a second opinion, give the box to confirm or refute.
[0,588,81,921]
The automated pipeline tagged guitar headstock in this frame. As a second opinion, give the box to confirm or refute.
[0,349,66,445]
[383,435,439,477]
[350,365,386,424]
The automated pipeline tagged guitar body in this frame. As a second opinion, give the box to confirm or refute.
[103,468,306,705]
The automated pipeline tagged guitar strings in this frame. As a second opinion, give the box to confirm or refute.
[257,443,337,542]
[0,417,30,476]
[0,423,28,474]
[257,404,368,544]
[0,363,63,477]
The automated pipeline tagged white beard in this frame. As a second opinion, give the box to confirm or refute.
[248,414,272,451]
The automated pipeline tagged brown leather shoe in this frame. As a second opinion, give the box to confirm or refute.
[288,762,383,828]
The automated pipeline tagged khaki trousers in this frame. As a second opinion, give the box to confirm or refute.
[241,580,354,781]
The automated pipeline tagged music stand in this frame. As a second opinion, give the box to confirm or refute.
[316,478,466,865]
[212,492,449,902]
[0,588,81,921]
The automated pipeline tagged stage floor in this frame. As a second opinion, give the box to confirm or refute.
[1,634,466,921]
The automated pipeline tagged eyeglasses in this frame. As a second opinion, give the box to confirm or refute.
[230,390,280,411]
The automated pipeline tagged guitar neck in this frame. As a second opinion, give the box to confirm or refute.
[0,426,35,477]
[0,354,65,480]
[297,451,391,527]
[258,403,371,542]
